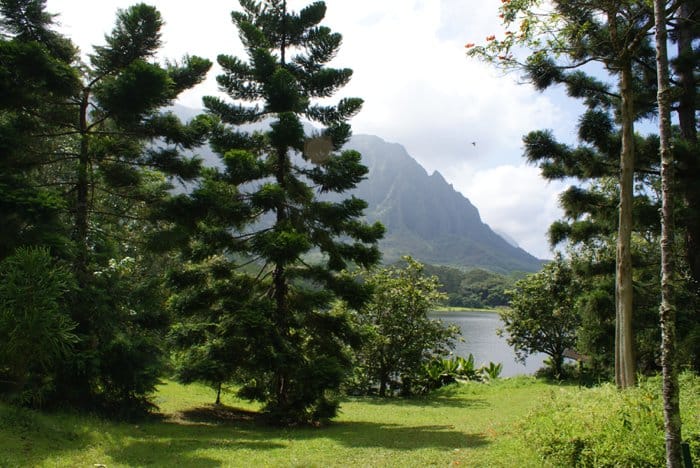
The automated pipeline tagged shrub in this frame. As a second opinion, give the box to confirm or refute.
[416,355,503,393]
[342,258,460,397]
[522,373,700,467]
[0,247,76,406]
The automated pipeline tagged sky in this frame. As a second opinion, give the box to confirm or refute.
[44,0,588,259]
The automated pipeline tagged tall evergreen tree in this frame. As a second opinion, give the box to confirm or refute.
[654,0,682,464]
[194,0,384,423]
[0,0,79,258]
[469,0,662,388]
[1,1,213,413]
[57,3,211,413]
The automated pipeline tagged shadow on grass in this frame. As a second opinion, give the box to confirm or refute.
[323,421,489,450]
[344,392,491,409]
[178,405,262,425]
[0,404,98,466]
[106,414,489,466]
[11,399,491,467]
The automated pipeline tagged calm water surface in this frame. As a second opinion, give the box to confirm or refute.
[430,311,547,377]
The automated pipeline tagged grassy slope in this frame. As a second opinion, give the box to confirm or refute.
[0,378,549,468]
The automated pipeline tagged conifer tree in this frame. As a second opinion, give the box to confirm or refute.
[1,1,213,413]
[196,0,384,423]
[469,0,662,388]
[58,3,212,412]
[0,0,79,258]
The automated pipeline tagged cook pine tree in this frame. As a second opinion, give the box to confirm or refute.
[1,0,213,412]
[198,0,384,423]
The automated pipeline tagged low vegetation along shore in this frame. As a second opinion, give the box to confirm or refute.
[432,306,503,314]
[2,375,698,467]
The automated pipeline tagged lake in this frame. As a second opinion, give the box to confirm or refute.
[430,310,548,377]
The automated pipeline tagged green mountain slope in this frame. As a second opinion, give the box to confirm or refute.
[170,105,543,273]
[346,135,544,273]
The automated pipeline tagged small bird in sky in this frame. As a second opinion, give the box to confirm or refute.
[471,141,477,147]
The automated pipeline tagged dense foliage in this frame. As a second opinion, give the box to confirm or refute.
[523,373,700,466]
[501,256,580,378]
[342,258,459,397]
[0,0,212,415]
[155,0,384,424]
[421,263,516,309]
[0,247,76,406]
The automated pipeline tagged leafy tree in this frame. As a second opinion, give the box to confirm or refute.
[502,256,580,379]
[165,255,271,406]
[469,0,662,389]
[0,247,76,406]
[344,257,459,397]
[163,0,383,424]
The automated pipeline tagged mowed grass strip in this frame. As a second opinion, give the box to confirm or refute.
[1,378,548,467]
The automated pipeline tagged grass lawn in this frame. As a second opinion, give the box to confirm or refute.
[0,377,552,467]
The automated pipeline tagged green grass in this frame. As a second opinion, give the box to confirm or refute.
[6,375,695,467]
[0,378,549,467]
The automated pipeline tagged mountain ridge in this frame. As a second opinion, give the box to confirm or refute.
[344,134,543,273]
[169,106,543,273]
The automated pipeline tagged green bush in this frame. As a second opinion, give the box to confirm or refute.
[417,355,503,393]
[522,373,700,467]
[0,247,76,406]
[342,258,459,397]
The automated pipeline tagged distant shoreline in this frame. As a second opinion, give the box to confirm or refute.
[431,306,503,314]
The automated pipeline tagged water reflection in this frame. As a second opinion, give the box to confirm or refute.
[430,311,547,378]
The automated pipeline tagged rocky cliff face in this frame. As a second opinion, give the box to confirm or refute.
[345,135,543,273]
[175,101,544,273]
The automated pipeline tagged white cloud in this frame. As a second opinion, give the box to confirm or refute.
[448,164,568,259]
[45,0,579,260]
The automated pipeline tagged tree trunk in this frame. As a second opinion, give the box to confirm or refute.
[615,60,636,389]
[654,1,683,465]
[75,88,90,285]
[552,353,564,380]
[379,371,388,397]
[273,143,290,409]
[675,1,700,284]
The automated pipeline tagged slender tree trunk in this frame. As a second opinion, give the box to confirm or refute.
[271,1,290,412]
[215,381,222,405]
[75,88,90,285]
[654,1,683,465]
[553,353,564,380]
[675,1,700,284]
[273,146,289,409]
[615,60,636,389]
[378,365,388,397]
